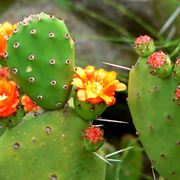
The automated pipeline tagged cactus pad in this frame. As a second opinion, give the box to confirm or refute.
[0,109,106,180]
[6,13,75,110]
[128,55,180,179]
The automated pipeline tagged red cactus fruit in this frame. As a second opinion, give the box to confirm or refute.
[82,126,104,152]
[147,51,166,68]
[135,35,152,46]
[134,35,155,57]
[84,126,104,144]
[175,87,180,101]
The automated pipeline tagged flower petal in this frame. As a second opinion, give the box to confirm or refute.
[77,89,86,102]
[71,77,84,88]
[74,67,87,81]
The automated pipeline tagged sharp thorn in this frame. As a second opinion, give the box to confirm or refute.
[105,146,133,158]
[93,152,112,166]
[96,118,128,124]
[102,61,131,71]
[107,158,123,162]
[151,165,157,180]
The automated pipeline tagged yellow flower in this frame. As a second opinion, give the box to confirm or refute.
[0,22,17,58]
[72,66,126,106]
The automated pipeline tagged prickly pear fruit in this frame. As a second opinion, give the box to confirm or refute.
[0,109,106,180]
[74,95,106,121]
[6,13,75,110]
[147,51,173,78]
[134,35,155,57]
[128,36,180,179]
[82,125,104,152]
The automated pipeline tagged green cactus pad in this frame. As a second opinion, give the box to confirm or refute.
[0,108,106,180]
[128,56,180,179]
[6,13,75,110]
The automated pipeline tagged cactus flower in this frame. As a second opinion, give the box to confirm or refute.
[0,67,9,79]
[0,79,19,118]
[21,95,40,112]
[72,66,126,106]
[0,22,17,58]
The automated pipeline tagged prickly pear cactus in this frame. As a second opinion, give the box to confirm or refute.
[6,13,75,110]
[128,35,180,179]
[0,13,128,180]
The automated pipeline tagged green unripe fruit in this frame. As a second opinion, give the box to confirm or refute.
[7,13,75,110]
[74,94,106,121]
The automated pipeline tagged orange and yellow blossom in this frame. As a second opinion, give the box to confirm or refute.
[0,67,10,79]
[0,22,17,58]
[0,79,19,118]
[72,66,126,106]
[21,95,40,112]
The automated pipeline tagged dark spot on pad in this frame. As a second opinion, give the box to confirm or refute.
[50,175,58,180]
[13,142,20,150]
[45,126,52,134]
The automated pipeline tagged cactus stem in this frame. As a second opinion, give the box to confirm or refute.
[93,152,112,166]
[105,146,133,158]
[96,118,128,124]
[102,61,131,71]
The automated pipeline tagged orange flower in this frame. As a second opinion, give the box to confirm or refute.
[21,95,40,112]
[72,66,126,106]
[0,22,17,58]
[0,79,19,118]
[0,67,10,79]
